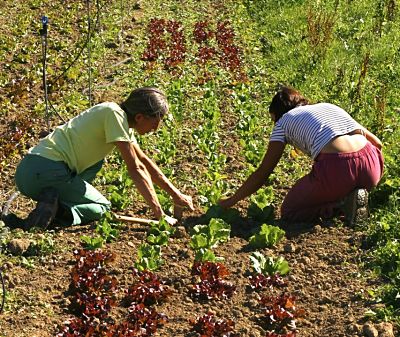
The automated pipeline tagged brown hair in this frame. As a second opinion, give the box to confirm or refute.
[269,86,309,122]
[120,87,168,123]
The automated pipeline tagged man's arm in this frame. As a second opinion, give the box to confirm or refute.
[131,142,194,210]
[219,141,285,208]
[115,141,164,219]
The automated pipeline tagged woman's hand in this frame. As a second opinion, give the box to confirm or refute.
[218,196,237,209]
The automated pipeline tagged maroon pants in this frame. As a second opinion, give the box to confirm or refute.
[281,142,384,222]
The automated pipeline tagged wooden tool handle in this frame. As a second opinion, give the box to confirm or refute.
[113,214,159,225]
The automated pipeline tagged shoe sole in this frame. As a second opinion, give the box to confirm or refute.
[345,189,369,227]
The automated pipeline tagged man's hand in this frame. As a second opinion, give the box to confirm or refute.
[173,193,194,211]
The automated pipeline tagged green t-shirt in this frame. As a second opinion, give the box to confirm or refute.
[29,102,136,174]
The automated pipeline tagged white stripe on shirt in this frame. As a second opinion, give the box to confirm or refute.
[269,103,362,159]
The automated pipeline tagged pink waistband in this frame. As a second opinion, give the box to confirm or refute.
[315,141,378,161]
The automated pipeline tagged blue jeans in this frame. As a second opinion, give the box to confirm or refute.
[15,154,111,225]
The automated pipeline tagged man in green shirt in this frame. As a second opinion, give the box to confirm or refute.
[15,87,193,229]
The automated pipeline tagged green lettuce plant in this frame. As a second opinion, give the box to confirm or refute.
[250,251,290,276]
[190,218,231,249]
[249,223,285,248]
[135,243,163,271]
[247,187,275,223]
[190,218,231,262]
[147,216,176,246]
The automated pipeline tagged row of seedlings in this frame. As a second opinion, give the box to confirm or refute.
[188,217,240,336]
[247,224,305,336]
[56,216,174,336]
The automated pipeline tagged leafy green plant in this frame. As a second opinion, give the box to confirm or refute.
[80,213,120,250]
[26,234,55,256]
[190,218,231,250]
[102,166,133,211]
[190,218,231,262]
[155,189,174,214]
[147,217,175,246]
[194,248,221,262]
[80,235,104,250]
[149,217,176,237]
[107,185,131,210]
[247,187,275,223]
[135,243,163,271]
[198,173,228,207]
[204,205,241,224]
[147,232,170,246]
[249,224,285,248]
[96,213,119,243]
[250,252,290,276]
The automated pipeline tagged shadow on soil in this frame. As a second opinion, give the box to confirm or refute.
[183,211,318,246]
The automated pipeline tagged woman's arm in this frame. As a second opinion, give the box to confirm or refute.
[130,142,194,210]
[115,141,164,219]
[219,141,285,208]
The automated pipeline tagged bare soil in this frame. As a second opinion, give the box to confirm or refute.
[0,203,387,336]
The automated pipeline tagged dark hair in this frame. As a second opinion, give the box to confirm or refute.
[120,87,168,123]
[268,86,309,121]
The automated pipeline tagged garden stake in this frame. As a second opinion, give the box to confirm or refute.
[86,0,93,106]
[39,15,50,131]
[0,268,5,314]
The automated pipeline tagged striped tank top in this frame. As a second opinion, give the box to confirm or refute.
[269,103,362,159]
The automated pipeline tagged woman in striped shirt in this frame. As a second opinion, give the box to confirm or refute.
[219,86,383,226]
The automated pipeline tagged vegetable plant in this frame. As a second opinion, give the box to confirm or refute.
[190,312,239,337]
[204,205,241,224]
[80,212,120,250]
[260,293,304,335]
[147,216,175,246]
[135,243,163,271]
[249,273,287,291]
[249,224,285,249]
[247,187,275,223]
[96,213,120,243]
[80,235,104,250]
[193,248,221,263]
[123,303,168,336]
[190,261,236,300]
[190,218,231,249]
[125,269,172,306]
[190,218,231,262]
[250,252,290,277]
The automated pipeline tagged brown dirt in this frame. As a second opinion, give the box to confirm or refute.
[0,210,385,337]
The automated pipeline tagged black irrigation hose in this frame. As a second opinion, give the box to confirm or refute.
[0,269,5,314]
[40,16,50,131]
[47,1,101,90]
[40,0,102,127]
